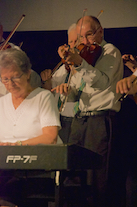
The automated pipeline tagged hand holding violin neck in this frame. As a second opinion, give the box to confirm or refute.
[65,50,83,67]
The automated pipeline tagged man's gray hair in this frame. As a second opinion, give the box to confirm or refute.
[67,23,76,35]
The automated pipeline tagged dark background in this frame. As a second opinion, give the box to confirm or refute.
[3,27,137,75]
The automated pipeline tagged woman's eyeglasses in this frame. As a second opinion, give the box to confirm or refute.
[0,73,24,84]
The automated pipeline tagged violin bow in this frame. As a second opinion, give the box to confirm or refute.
[76,8,87,47]
[115,77,137,103]
[1,14,25,51]
[59,64,74,112]
[19,41,23,48]
[50,61,63,77]
[96,10,104,19]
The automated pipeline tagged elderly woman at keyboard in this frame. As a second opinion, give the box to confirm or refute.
[0,48,61,207]
[0,48,60,146]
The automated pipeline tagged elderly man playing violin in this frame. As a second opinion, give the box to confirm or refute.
[41,23,77,144]
[52,15,123,207]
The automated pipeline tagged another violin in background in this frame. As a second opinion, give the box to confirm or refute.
[0,14,25,51]
[116,54,137,103]
[122,54,137,73]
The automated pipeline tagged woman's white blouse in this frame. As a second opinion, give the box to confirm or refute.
[0,87,61,143]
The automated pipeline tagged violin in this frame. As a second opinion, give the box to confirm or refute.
[77,42,102,66]
[123,54,137,72]
[60,41,102,69]
[123,55,137,64]
[116,56,137,103]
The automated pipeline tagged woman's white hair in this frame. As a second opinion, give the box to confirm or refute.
[0,48,32,74]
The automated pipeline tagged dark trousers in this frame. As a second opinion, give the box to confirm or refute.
[69,112,115,207]
[59,115,73,144]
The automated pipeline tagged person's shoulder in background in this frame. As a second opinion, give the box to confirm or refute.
[30,69,42,88]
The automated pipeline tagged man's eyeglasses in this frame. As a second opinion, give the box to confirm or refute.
[0,73,24,84]
[78,26,101,42]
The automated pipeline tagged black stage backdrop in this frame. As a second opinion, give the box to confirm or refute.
[3,27,137,75]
